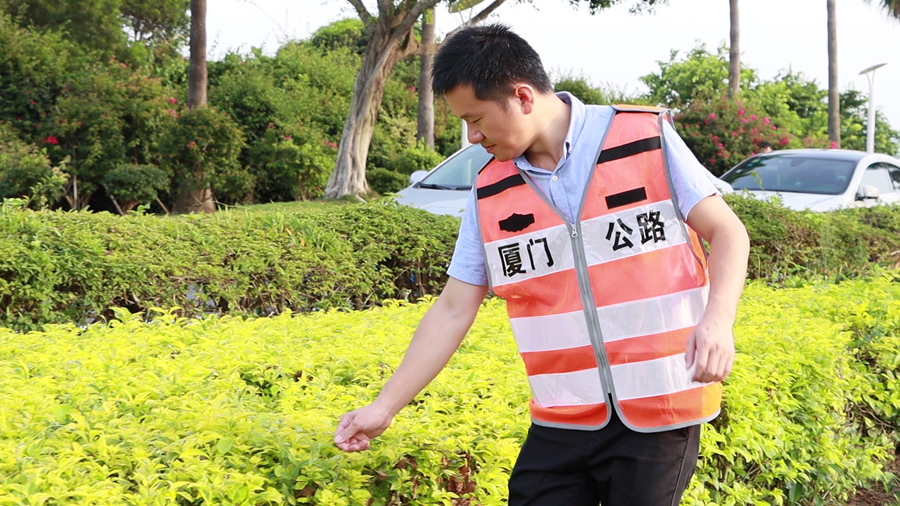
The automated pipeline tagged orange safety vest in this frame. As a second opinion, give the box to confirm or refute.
[474,106,722,432]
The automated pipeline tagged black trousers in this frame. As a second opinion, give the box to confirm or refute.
[507,408,701,506]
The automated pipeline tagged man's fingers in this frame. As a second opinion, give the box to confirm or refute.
[334,413,358,444]
[684,333,697,369]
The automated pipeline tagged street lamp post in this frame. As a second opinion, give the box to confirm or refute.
[859,63,887,154]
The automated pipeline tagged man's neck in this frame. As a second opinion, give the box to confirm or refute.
[523,94,571,171]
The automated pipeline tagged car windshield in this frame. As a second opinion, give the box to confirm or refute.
[723,155,856,195]
[417,145,493,190]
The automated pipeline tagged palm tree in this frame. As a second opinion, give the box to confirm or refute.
[872,0,900,17]
[827,0,839,147]
[728,0,740,99]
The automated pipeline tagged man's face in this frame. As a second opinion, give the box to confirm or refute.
[444,85,532,162]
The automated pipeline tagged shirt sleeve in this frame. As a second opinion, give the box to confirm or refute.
[662,120,720,220]
[446,187,489,286]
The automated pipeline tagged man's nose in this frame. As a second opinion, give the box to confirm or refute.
[467,127,484,144]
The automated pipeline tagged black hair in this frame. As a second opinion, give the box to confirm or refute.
[431,23,553,104]
[759,141,774,149]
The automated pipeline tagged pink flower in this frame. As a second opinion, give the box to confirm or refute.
[187,141,197,149]
[44,135,59,145]
[167,97,178,104]
[750,114,758,120]
[780,137,790,146]
[717,142,724,148]
[763,117,771,125]
[738,108,745,116]
[31,100,36,105]
[708,113,717,120]
[710,135,720,142]
[709,158,716,164]
[829,141,838,149]
[771,125,778,130]
[284,136,292,141]
[731,131,738,137]
[407,86,417,92]
[77,121,82,126]
[741,118,748,124]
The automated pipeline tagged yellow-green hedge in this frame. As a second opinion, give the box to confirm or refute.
[2,272,900,504]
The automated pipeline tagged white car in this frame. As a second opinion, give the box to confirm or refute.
[720,149,900,212]
[395,144,733,217]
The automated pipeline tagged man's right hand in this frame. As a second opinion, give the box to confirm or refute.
[333,404,393,452]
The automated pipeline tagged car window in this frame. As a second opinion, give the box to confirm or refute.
[418,145,492,189]
[859,164,894,195]
[722,155,855,195]
[885,163,900,191]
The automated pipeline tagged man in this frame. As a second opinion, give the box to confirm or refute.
[335,24,750,505]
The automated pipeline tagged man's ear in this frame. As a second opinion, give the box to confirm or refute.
[513,84,535,114]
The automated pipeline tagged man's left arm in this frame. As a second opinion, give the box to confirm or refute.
[685,195,750,383]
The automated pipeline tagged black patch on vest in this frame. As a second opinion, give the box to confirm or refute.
[499,213,535,232]
[477,174,527,200]
[606,187,648,209]
[596,136,661,164]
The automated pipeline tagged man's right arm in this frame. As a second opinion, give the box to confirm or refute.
[333,277,489,452]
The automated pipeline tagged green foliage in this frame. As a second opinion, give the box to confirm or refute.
[308,17,368,55]
[724,194,900,281]
[367,167,411,195]
[159,105,248,204]
[554,75,609,105]
[0,200,460,331]
[2,0,189,66]
[392,143,445,176]
[641,44,758,109]
[102,163,168,204]
[0,121,68,208]
[248,128,336,202]
[2,274,900,504]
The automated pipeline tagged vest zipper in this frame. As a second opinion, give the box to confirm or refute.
[568,221,614,399]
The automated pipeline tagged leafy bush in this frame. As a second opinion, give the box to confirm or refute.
[367,167,410,195]
[675,95,811,176]
[102,163,169,212]
[159,105,248,205]
[392,143,445,176]
[0,122,68,208]
[724,194,900,280]
[248,127,336,202]
[2,274,900,504]
[0,199,459,331]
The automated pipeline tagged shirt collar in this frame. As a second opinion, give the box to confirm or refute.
[514,91,586,174]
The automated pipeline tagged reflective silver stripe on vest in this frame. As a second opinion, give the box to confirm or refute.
[581,201,686,266]
[484,223,573,288]
[529,369,607,407]
[507,286,708,353]
[597,286,709,342]
[611,354,712,401]
[509,311,591,352]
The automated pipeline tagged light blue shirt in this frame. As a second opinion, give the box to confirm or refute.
[447,93,718,287]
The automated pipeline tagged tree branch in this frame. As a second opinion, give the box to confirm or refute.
[347,0,372,27]
[448,0,507,36]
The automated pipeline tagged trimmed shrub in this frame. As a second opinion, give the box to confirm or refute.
[0,199,459,331]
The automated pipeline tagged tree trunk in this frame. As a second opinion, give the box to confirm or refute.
[827,0,840,147]
[187,0,207,109]
[728,0,740,99]
[416,8,436,149]
[173,0,215,214]
[325,15,420,199]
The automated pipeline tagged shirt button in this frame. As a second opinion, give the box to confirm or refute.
[551,175,559,182]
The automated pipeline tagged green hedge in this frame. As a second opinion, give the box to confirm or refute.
[2,196,900,331]
[0,199,459,331]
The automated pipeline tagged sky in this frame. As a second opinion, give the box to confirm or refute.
[207,0,900,139]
